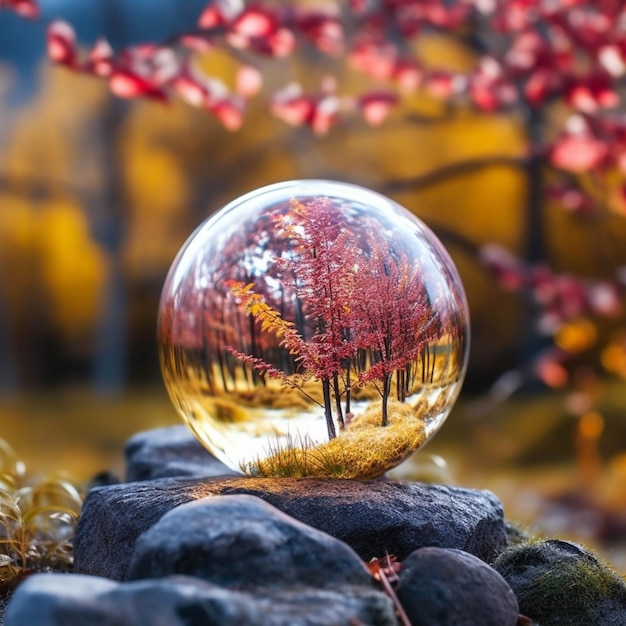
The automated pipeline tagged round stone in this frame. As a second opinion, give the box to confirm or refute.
[158,180,469,479]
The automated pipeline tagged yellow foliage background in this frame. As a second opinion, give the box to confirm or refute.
[0,34,625,390]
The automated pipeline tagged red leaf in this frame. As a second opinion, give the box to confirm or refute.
[348,39,397,81]
[180,35,214,52]
[614,153,626,177]
[294,9,344,56]
[565,75,620,113]
[272,97,314,126]
[506,31,544,72]
[535,352,568,388]
[566,84,598,113]
[1,0,38,18]
[271,84,314,126]
[597,88,620,109]
[272,89,340,134]
[109,69,166,101]
[197,5,226,29]
[587,283,622,317]
[470,56,517,111]
[226,16,295,57]
[470,84,500,112]
[236,65,262,98]
[524,69,554,105]
[88,38,115,77]
[264,27,296,57]
[480,244,526,291]
[128,43,160,59]
[211,99,244,131]
[310,96,340,135]
[598,45,625,78]
[550,135,608,172]
[149,48,180,84]
[425,72,456,99]
[547,185,594,214]
[47,21,77,66]
[367,555,401,581]
[232,6,276,38]
[349,0,369,14]
[394,60,422,93]
[359,92,397,126]
[172,72,209,107]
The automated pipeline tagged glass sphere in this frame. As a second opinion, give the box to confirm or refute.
[158,180,469,479]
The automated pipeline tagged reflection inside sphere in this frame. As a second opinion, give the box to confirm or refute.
[158,180,469,479]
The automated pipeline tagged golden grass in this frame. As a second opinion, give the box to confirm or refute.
[243,399,433,479]
[206,397,248,423]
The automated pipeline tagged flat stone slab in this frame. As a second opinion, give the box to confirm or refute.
[75,476,507,580]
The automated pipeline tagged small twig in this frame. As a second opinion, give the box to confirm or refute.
[368,555,412,626]
[377,567,412,626]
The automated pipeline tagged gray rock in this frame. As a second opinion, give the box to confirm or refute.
[257,586,397,626]
[493,539,626,625]
[4,573,397,626]
[396,547,519,626]
[75,476,507,580]
[128,494,372,589]
[125,425,237,482]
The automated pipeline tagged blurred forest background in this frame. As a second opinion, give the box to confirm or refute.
[2,0,626,566]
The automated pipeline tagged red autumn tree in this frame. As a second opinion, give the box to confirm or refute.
[351,224,437,425]
[227,198,361,439]
[277,198,360,431]
[227,197,442,433]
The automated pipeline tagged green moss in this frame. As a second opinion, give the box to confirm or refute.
[493,539,626,625]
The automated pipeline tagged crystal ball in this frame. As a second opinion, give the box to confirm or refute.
[158,180,469,479]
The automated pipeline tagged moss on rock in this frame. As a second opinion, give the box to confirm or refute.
[493,539,626,625]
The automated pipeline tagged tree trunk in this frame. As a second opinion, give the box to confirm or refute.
[345,361,351,416]
[0,288,17,392]
[91,8,129,393]
[322,378,336,440]
[521,105,550,368]
[381,373,391,427]
[333,373,344,430]
[93,248,127,392]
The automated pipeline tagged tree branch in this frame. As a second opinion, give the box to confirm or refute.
[382,155,526,194]
[0,172,96,202]
[426,226,481,259]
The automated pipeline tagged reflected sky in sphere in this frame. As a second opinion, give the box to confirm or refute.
[158,180,469,479]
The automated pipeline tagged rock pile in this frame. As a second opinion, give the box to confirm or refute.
[4,425,626,625]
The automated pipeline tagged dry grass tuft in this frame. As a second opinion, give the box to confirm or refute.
[0,438,83,599]
[244,398,434,479]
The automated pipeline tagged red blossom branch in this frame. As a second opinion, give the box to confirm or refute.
[14,0,626,395]
[39,0,626,155]
[480,244,626,390]
[481,244,624,327]
[481,243,625,387]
